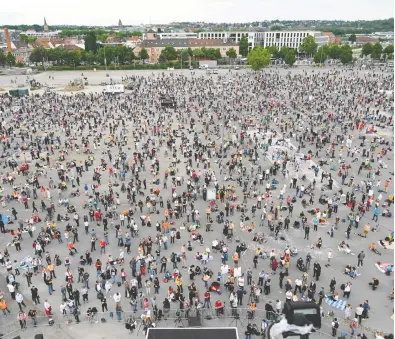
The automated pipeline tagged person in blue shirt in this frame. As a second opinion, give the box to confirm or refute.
[372,207,380,222]
[362,300,371,319]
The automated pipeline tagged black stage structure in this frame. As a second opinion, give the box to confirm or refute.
[146,327,239,339]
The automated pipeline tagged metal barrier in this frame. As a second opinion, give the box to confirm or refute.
[0,307,386,339]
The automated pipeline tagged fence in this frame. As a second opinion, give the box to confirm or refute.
[0,306,385,339]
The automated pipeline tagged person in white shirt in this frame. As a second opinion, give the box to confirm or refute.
[119,249,125,263]
[285,290,293,302]
[60,301,67,315]
[238,276,245,288]
[275,299,282,313]
[327,250,333,266]
[294,278,302,295]
[355,304,364,323]
[7,283,15,299]
[16,293,26,311]
[113,292,121,303]
[44,300,52,313]
[105,281,112,294]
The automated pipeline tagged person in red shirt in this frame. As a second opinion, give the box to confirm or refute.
[271,259,278,273]
[100,240,106,254]
[215,300,223,316]
[94,210,100,223]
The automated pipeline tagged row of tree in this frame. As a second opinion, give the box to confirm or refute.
[27,44,237,67]
[313,44,353,64]
[157,45,237,63]
[361,42,394,59]
[29,45,147,67]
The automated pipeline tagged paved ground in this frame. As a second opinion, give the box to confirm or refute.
[0,67,393,339]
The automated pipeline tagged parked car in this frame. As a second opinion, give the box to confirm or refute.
[189,66,194,70]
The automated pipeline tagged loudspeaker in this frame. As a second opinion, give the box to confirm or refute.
[35,334,44,339]
[188,316,202,327]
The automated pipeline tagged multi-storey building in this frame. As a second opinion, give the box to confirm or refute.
[261,31,328,50]
[197,30,329,51]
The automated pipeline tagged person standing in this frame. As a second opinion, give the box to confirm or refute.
[15,293,26,311]
[331,318,339,337]
[355,304,364,324]
[31,285,40,304]
[17,311,27,329]
[357,251,365,267]
[304,224,310,240]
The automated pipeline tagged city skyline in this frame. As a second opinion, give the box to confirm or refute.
[0,0,394,26]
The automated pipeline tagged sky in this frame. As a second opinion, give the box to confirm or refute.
[0,0,393,26]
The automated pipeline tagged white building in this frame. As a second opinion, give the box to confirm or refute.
[157,32,198,39]
[198,30,328,51]
[261,31,328,51]
[23,29,61,38]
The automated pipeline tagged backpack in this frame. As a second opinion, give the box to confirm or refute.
[340,284,345,290]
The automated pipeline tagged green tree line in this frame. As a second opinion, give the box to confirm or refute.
[28,45,140,67]
[361,42,394,59]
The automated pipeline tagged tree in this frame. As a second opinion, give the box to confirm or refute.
[270,25,283,31]
[85,50,97,65]
[159,46,178,63]
[0,50,6,67]
[193,48,204,59]
[247,46,271,71]
[226,47,237,59]
[29,46,47,67]
[179,50,190,64]
[278,46,290,60]
[6,52,16,67]
[371,42,383,59]
[328,44,341,60]
[138,48,149,61]
[313,46,328,64]
[299,35,318,56]
[267,45,278,59]
[383,44,394,54]
[362,43,373,57]
[187,48,194,58]
[348,34,356,43]
[239,37,249,57]
[67,50,82,67]
[284,49,296,66]
[339,44,353,64]
[84,32,98,53]
[97,46,115,65]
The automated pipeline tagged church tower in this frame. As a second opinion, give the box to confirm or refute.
[44,17,49,32]
[118,19,123,27]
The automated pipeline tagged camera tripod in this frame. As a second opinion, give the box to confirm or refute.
[174,316,184,327]
[228,308,245,328]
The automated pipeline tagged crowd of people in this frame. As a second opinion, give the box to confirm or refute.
[0,66,393,338]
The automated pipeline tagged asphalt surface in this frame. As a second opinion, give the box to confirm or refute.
[0,66,393,339]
